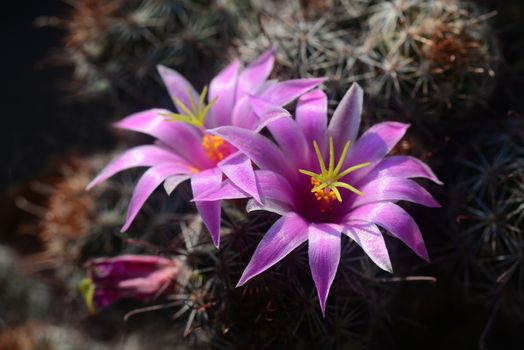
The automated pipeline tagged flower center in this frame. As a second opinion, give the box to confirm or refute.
[162,86,218,127]
[202,135,232,162]
[311,177,337,213]
[299,137,370,211]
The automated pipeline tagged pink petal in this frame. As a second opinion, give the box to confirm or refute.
[115,109,212,168]
[308,223,341,316]
[328,83,363,155]
[191,168,223,248]
[237,47,275,100]
[342,223,392,272]
[344,122,410,183]
[246,198,292,216]
[231,96,258,129]
[351,177,440,209]
[346,202,429,262]
[210,126,294,177]
[265,115,309,169]
[218,152,260,203]
[359,155,443,185]
[296,89,328,152]
[194,170,295,208]
[163,174,191,195]
[157,65,198,114]
[208,60,241,127]
[259,78,325,107]
[237,213,309,286]
[248,95,292,131]
[87,145,192,190]
[122,164,188,231]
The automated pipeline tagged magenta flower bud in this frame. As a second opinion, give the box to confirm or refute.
[80,255,181,313]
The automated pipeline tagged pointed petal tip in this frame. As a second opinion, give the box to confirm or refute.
[261,45,276,57]
[418,245,430,263]
[349,81,363,92]
[156,64,169,74]
[235,277,246,288]
[319,296,327,317]
[112,119,124,129]
[269,46,276,56]
[120,222,130,233]
[236,268,255,287]
[85,180,96,192]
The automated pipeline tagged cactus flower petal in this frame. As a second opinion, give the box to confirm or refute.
[237,213,309,286]
[87,145,192,190]
[209,59,241,127]
[122,163,189,231]
[346,202,430,262]
[157,65,199,114]
[308,223,341,316]
[296,89,328,152]
[191,167,223,248]
[327,83,363,152]
[218,153,261,204]
[237,47,275,99]
[342,223,392,273]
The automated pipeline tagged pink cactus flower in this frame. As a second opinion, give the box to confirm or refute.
[87,48,323,247]
[195,84,442,315]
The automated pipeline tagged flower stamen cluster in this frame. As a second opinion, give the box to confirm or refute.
[299,137,370,204]
[163,86,218,127]
[202,135,231,162]
[311,177,337,212]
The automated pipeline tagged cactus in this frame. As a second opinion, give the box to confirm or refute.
[38,0,242,101]
[442,118,524,341]
[236,0,498,120]
[359,0,498,116]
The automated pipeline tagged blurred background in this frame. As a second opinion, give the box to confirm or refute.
[1,0,524,349]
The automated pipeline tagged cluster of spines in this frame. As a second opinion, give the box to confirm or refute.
[236,0,498,119]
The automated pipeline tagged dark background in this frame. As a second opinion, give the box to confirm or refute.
[1,0,117,192]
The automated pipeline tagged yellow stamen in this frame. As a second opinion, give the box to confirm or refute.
[311,178,337,213]
[161,86,218,127]
[299,137,370,210]
[202,135,229,162]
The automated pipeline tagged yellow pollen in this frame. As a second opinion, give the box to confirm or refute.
[311,178,337,213]
[202,135,228,162]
